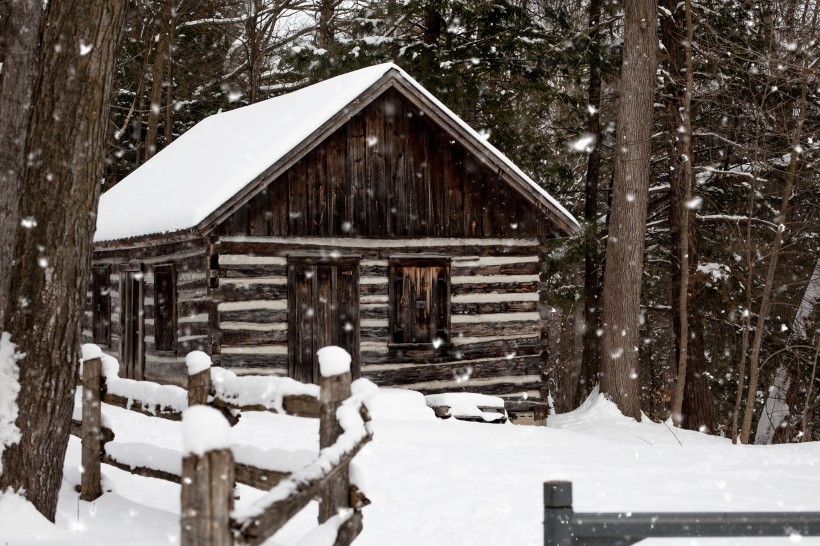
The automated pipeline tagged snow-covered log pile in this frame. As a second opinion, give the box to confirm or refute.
[425,392,508,423]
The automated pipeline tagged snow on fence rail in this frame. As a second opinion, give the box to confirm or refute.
[73,346,374,546]
[543,481,820,546]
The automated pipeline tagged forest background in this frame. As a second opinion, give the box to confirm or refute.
[2,0,819,449]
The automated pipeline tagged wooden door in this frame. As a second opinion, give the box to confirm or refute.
[389,258,450,344]
[120,269,144,380]
[288,259,359,384]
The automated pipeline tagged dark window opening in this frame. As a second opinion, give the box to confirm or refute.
[389,257,450,345]
[91,265,111,346]
[154,264,176,352]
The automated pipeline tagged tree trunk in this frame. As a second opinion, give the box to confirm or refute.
[660,0,713,432]
[0,0,42,331]
[739,53,811,444]
[579,0,603,405]
[0,0,127,520]
[681,314,714,432]
[163,11,175,146]
[600,0,658,420]
[318,0,335,50]
[555,303,584,413]
[144,18,168,160]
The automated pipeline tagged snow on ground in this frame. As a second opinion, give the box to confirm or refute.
[1,387,819,545]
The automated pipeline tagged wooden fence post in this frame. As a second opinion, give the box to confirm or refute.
[188,367,211,407]
[318,369,352,523]
[187,351,212,407]
[181,407,234,546]
[81,356,103,501]
[543,481,573,546]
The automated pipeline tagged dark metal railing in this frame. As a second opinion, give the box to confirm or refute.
[544,480,820,546]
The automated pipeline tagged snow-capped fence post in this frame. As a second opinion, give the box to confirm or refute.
[181,406,234,546]
[317,347,353,524]
[81,354,103,502]
[543,481,573,546]
[187,351,212,407]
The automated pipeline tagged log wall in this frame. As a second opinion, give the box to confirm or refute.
[211,236,546,403]
[84,239,210,385]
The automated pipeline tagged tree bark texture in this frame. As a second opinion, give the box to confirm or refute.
[555,304,584,413]
[660,0,714,432]
[318,0,335,50]
[0,0,42,331]
[579,0,603,405]
[144,16,168,160]
[0,0,127,520]
[600,0,658,420]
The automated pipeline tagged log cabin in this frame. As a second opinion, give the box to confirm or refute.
[84,63,579,422]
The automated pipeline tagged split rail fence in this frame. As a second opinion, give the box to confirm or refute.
[543,480,820,546]
[73,352,372,546]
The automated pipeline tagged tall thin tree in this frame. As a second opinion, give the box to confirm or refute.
[579,0,604,405]
[600,0,658,420]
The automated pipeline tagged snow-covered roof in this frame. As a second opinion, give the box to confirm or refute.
[95,63,579,243]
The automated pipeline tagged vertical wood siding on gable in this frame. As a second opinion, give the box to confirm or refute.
[216,89,546,239]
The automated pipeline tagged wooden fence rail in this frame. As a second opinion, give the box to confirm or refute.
[543,481,820,546]
[75,348,370,546]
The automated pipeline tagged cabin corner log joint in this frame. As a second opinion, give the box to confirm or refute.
[85,63,579,420]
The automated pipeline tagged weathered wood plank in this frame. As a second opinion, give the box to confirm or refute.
[452,321,541,338]
[234,462,289,491]
[450,261,540,276]
[450,281,538,296]
[212,353,289,369]
[266,171,286,236]
[187,367,211,407]
[366,95,387,236]
[385,90,407,236]
[93,239,206,262]
[102,452,181,484]
[327,129,348,236]
[219,308,287,323]
[220,329,288,345]
[215,239,540,258]
[363,355,540,385]
[360,336,541,364]
[70,419,115,445]
[409,379,543,397]
[347,111,366,234]
[102,392,183,421]
[334,509,364,546]
[232,434,370,546]
[451,301,537,314]
[181,448,234,546]
[319,372,351,522]
[81,357,103,501]
[209,393,319,418]
[221,283,288,301]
